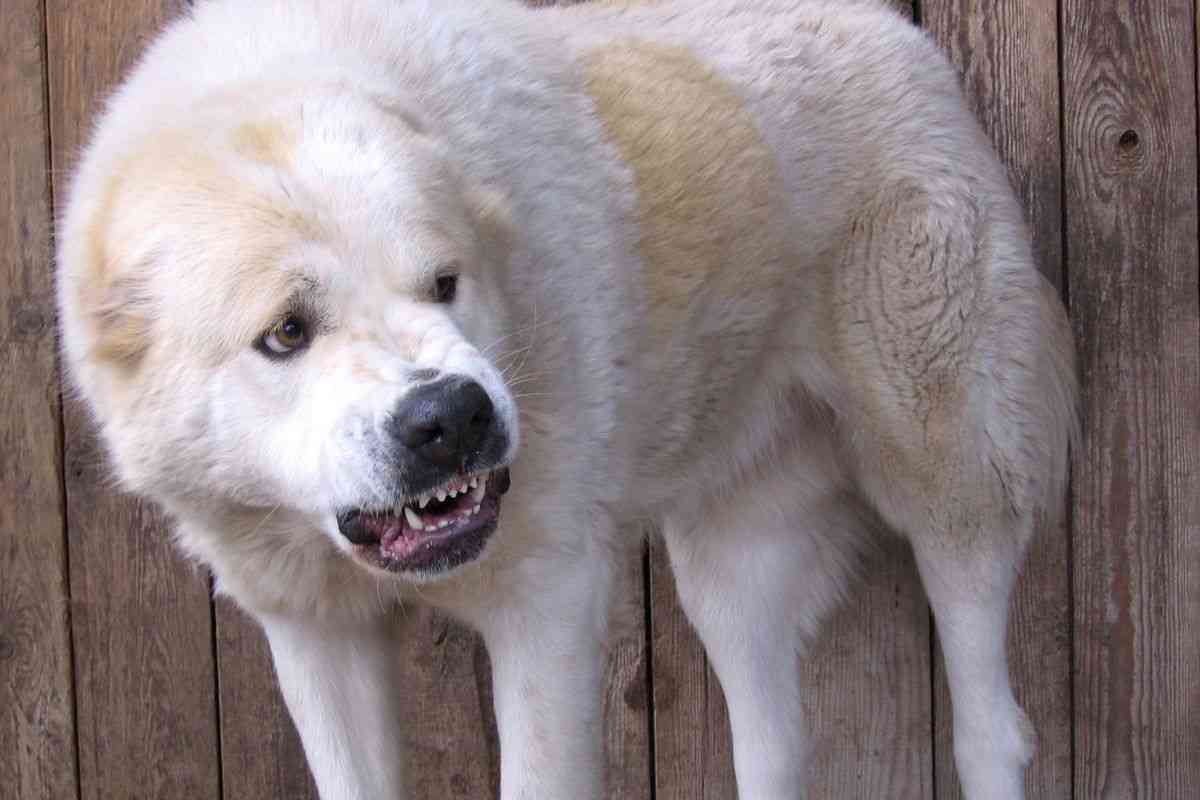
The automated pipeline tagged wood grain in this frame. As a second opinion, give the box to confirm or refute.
[800,542,933,799]
[602,542,653,800]
[648,538,736,800]
[1062,0,1200,796]
[0,3,79,799]
[214,601,318,800]
[919,2,1072,797]
[45,2,222,798]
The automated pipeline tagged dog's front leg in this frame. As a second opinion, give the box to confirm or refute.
[472,554,613,800]
[258,612,407,800]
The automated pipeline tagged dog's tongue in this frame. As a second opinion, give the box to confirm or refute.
[362,514,404,544]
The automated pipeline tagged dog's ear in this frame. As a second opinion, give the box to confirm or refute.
[82,271,154,367]
[466,186,515,262]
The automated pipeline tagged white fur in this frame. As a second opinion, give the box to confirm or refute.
[57,1,1077,798]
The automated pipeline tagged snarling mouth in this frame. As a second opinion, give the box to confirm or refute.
[337,468,511,575]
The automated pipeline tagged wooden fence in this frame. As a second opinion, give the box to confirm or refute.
[3,1,1198,798]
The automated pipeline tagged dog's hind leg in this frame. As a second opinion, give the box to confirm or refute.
[910,521,1035,800]
[832,177,1075,799]
[662,443,875,799]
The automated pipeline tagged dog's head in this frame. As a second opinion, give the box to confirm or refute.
[58,84,521,581]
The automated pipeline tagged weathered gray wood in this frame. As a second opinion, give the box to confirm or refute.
[46,2,222,798]
[602,543,654,800]
[215,602,319,800]
[1063,0,1200,796]
[648,538,736,800]
[0,3,80,798]
[920,1,1072,797]
[801,542,933,799]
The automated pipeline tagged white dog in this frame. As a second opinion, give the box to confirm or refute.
[57,0,1077,797]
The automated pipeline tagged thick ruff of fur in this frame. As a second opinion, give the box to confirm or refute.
[57,1,1077,798]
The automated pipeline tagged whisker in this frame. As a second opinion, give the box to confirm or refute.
[479,311,565,357]
[509,303,539,379]
[504,371,552,386]
[246,504,282,538]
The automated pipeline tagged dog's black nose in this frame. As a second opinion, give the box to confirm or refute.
[387,376,496,468]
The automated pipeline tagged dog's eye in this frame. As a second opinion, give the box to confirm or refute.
[258,315,310,357]
[433,273,458,304]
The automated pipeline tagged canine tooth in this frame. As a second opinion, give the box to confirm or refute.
[471,480,486,503]
[419,495,430,509]
[469,477,478,489]
[437,489,447,502]
[448,487,459,498]
[404,507,424,530]
[472,504,481,514]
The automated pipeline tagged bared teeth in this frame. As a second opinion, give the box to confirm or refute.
[400,472,492,523]
[404,507,424,530]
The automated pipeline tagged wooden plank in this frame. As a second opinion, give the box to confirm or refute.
[918,2,1072,797]
[1062,0,1200,797]
[801,542,933,799]
[214,602,318,800]
[45,2,223,798]
[602,617,653,797]
[648,538,736,800]
[389,612,500,798]
[601,542,654,800]
[0,3,80,799]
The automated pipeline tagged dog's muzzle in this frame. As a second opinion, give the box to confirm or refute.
[336,375,512,576]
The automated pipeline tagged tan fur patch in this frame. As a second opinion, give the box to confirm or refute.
[82,159,154,367]
[232,119,297,167]
[581,41,781,341]
[81,129,325,369]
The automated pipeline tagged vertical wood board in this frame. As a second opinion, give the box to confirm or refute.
[46,2,223,798]
[0,2,79,798]
[1063,0,1200,796]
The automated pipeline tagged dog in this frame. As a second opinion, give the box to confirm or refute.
[56,0,1077,797]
